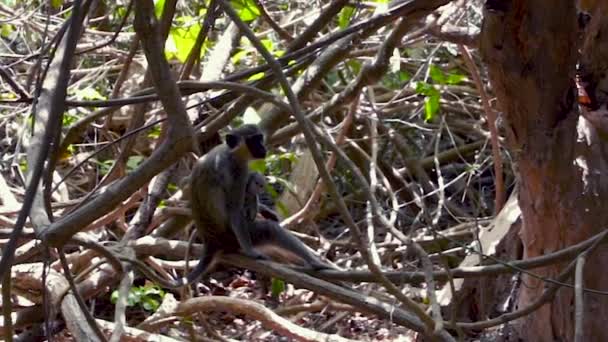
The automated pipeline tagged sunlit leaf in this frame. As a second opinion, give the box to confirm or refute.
[127,156,144,171]
[247,72,265,81]
[73,87,105,100]
[154,0,165,19]
[165,17,201,62]
[338,6,355,29]
[261,38,274,51]
[424,94,440,121]
[51,0,62,9]
[415,82,437,96]
[142,297,160,311]
[446,71,466,85]
[232,49,248,64]
[249,159,267,173]
[1,24,13,38]
[429,64,446,84]
[231,0,260,22]
[148,125,161,139]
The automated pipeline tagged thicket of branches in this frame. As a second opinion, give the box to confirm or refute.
[0,0,573,341]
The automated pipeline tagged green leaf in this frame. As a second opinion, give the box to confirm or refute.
[445,71,466,85]
[18,159,27,173]
[51,0,62,9]
[1,24,13,38]
[429,64,446,84]
[338,6,355,29]
[154,0,166,19]
[231,49,249,64]
[249,159,267,174]
[127,289,140,306]
[97,159,114,176]
[399,71,411,82]
[247,72,265,81]
[126,156,144,171]
[415,82,438,96]
[147,125,161,139]
[73,87,106,100]
[271,278,285,297]
[231,0,260,22]
[347,60,362,75]
[62,110,79,126]
[142,297,160,311]
[115,6,127,19]
[143,284,164,296]
[166,17,202,62]
[110,290,119,304]
[424,93,440,121]
[261,38,274,52]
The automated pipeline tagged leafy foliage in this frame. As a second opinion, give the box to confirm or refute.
[111,285,165,312]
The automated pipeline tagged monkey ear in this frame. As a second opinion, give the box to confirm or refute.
[225,133,241,149]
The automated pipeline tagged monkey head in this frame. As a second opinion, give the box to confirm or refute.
[226,124,267,159]
[247,172,267,195]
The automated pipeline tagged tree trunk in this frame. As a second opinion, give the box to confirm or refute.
[480,1,608,341]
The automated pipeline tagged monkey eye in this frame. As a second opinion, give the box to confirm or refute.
[249,134,264,144]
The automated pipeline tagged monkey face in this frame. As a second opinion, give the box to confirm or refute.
[246,134,267,159]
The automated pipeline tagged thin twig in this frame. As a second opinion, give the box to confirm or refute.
[458,45,505,212]
[574,254,586,342]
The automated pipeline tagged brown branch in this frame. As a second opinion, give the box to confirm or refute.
[429,24,479,48]
[453,229,608,330]
[282,94,358,228]
[0,0,92,340]
[220,254,429,333]
[574,255,587,342]
[252,0,294,42]
[179,0,218,79]
[221,1,451,338]
[39,0,196,247]
[458,45,505,212]
[0,67,28,99]
[147,296,355,342]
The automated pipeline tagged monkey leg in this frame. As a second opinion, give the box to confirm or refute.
[250,220,329,270]
[184,243,220,284]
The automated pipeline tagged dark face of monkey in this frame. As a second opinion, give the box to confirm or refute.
[226,124,267,159]
[246,134,267,159]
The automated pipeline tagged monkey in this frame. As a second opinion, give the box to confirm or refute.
[133,124,329,289]
[189,124,329,274]
[244,171,280,222]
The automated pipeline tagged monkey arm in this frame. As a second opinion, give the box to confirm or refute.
[258,203,280,222]
[226,190,267,260]
[230,211,267,260]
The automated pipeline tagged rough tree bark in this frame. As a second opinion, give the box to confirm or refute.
[480,1,608,341]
